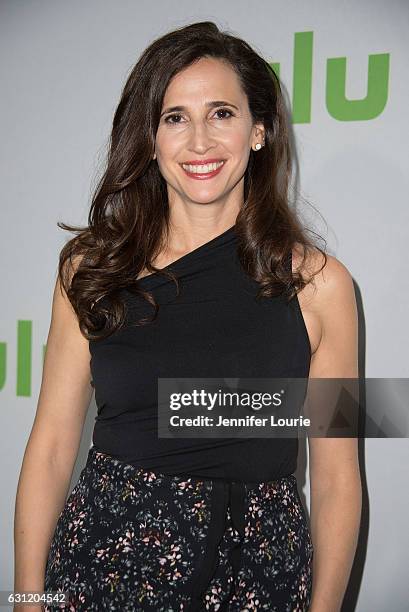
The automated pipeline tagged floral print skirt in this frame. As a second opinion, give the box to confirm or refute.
[44,446,313,611]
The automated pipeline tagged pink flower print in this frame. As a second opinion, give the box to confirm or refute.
[282,492,290,506]
[259,538,274,561]
[51,548,61,568]
[72,511,86,528]
[122,481,136,502]
[177,480,193,491]
[158,544,184,581]
[287,528,297,552]
[248,499,264,519]
[205,584,223,609]
[137,581,154,604]
[245,523,256,538]
[141,527,162,546]
[168,544,182,566]
[259,482,279,501]
[116,529,135,554]
[104,570,120,593]
[98,473,110,492]
[142,471,157,483]
[297,571,309,600]
[192,500,207,522]
[244,589,260,610]
[96,547,110,561]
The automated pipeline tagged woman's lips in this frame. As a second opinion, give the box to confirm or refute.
[181,161,225,180]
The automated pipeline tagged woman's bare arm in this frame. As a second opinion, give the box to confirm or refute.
[14,257,94,606]
[301,252,362,612]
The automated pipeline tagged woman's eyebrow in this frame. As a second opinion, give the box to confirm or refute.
[160,100,239,117]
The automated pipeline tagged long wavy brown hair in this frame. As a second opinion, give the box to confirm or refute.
[57,20,327,341]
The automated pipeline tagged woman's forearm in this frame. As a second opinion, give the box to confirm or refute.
[309,476,362,612]
[14,441,74,596]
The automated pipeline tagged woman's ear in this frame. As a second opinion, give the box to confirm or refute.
[252,123,265,149]
[252,123,265,151]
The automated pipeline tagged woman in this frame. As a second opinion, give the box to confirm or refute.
[14,21,362,612]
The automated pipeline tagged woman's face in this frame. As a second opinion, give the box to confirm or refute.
[154,57,264,211]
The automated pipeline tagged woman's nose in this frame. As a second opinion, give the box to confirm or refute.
[188,122,215,149]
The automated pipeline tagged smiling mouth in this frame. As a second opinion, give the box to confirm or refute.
[180,160,226,178]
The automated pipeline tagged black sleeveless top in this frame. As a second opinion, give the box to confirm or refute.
[89,224,311,483]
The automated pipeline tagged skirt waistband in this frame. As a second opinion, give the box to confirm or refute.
[86,445,297,490]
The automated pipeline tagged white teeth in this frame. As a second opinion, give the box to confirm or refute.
[182,161,224,174]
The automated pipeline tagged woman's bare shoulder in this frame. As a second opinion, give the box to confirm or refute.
[292,242,353,296]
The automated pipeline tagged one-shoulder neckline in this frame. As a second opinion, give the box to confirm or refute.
[135,223,237,284]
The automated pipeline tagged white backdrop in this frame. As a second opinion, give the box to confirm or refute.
[1,1,408,610]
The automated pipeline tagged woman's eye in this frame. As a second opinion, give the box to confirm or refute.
[165,114,183,124]
[215,108,233,120]
[164,108,234,124]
